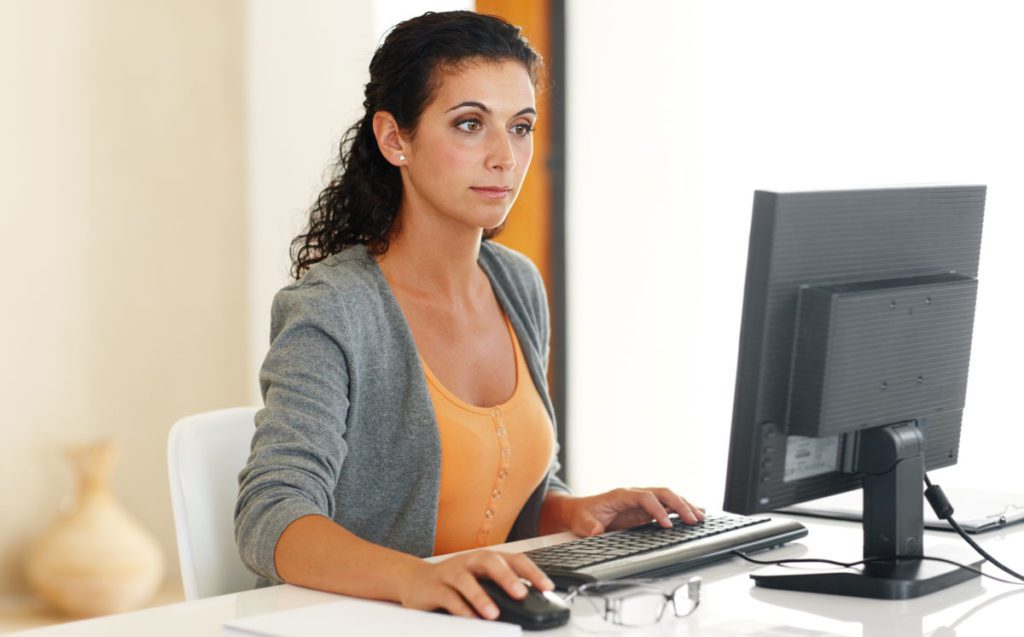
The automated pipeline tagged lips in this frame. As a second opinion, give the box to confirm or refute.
[470,186,513,199]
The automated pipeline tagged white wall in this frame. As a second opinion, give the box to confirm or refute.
[563,1,710,501]
[566,0,1024,508]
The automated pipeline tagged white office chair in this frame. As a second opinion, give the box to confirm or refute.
[167,406,259,600]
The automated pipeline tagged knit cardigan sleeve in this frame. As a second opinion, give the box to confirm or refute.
[234,279,351,582]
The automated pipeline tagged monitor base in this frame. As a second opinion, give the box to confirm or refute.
[752,552,983,600]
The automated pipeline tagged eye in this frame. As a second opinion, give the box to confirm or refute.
[511,122,535,137]
[455,118,482,133]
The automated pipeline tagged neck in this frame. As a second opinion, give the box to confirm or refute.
[377,207,487,303]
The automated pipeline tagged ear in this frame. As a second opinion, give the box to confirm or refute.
[372,111,408,167]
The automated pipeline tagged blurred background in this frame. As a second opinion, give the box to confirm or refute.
[3,0,1023,630]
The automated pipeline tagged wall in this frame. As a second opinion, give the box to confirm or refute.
[0,0,247,594]
[564,1,707,500]
[566,0,1024,508]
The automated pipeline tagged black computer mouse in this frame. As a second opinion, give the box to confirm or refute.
[478,578,570,631]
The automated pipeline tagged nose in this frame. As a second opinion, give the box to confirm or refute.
[487,130,516,172]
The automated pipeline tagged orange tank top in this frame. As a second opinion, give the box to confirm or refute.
[422,315,555,556]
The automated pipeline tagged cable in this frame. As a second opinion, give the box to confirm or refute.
[924,473,1024,583]
[730,550,1024,587]
[732,474,1024,587]
[730,551,869,570]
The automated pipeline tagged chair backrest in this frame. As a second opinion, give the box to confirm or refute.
[167,406,258,600]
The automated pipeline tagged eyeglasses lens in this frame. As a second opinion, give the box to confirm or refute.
[616,591,668,627]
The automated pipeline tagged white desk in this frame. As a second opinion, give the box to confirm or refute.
[18,516,1024,637]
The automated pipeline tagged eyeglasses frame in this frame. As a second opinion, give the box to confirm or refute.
[563,576,702,627]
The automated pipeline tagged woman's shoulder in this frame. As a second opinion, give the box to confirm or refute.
[271,246,387,323]
[301,245,380,292]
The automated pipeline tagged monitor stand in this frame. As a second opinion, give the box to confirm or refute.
[753,423,982,599]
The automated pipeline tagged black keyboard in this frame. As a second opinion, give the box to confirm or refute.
[527,512,807,588]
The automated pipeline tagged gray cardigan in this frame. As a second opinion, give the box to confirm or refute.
[235,241,569,584]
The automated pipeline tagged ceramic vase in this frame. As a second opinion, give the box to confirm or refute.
[25,439,164,617]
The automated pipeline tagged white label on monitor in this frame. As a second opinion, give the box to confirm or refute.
[783,435,840,482]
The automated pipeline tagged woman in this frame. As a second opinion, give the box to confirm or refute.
[235,10,703,621]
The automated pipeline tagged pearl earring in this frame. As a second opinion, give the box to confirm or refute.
[399,154,406,161]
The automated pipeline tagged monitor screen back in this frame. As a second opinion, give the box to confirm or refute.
[723,186,986,515]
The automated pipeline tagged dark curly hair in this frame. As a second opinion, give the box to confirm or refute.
[290,10,543,279]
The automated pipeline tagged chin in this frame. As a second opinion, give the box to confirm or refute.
[465,208,512,232]
[482,214,512,232]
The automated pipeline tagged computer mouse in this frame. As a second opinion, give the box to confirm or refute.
[478,578,570,631]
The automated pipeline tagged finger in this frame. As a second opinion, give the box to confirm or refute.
[629,489,672,527]
[605,507,664,532]
[689,499,706,522]
[645,487,702,524]
[570,506,605,537]
[677,494,705,523]
[507,553,556,592]
[436,587,478,619]
[479,552,529,600]
[451,570,500,620]
[643,487,700,522]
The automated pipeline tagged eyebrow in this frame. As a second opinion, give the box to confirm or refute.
[446,101,537,118]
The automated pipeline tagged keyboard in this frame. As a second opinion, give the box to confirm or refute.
[527,512,808,588]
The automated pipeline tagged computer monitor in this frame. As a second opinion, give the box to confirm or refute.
[723,186,987,599]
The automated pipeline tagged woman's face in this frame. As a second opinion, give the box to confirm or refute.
[399,59,536,235]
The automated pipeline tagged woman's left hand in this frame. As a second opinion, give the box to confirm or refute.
[544,488,705,537]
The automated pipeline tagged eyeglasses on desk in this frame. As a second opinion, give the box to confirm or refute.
[563,576,702,630]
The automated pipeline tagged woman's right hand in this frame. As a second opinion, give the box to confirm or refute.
[398,550,554,619]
